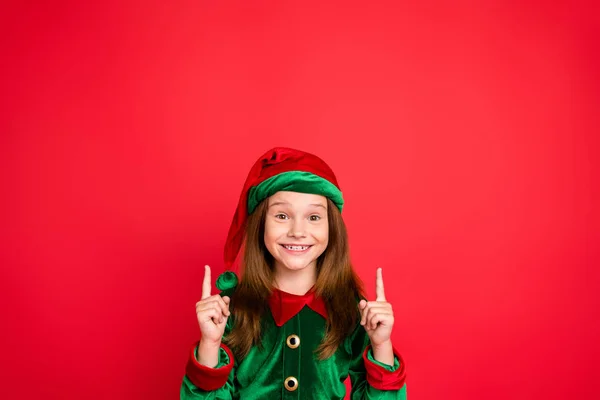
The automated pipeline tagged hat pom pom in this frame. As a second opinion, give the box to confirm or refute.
[216,271,239,291]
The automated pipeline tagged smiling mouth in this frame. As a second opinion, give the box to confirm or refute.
[280,244,312,251]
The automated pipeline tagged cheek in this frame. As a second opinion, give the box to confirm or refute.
[317,225,329,246]
[264,221,283,247]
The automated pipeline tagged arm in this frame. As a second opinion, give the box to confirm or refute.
[350,267,407,398]
[180,340,237,400]
[181,270,238,399]
[348,322,407,399]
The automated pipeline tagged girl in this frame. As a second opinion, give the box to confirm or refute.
[181,147,407,399]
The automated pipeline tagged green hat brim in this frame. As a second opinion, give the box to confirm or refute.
[247,171,344,214]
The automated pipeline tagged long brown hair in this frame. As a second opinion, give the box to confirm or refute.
[224,197,365,360]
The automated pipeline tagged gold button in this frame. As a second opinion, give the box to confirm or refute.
[286,334,300,349]
[284,376,298,391]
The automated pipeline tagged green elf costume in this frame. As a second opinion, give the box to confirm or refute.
[181,147,407,399]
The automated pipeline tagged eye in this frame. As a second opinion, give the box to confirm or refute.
[309,215,321,221]
[275,213,289,220]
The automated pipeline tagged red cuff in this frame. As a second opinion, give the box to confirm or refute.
[362,345,406,391]
[185,341,234,391]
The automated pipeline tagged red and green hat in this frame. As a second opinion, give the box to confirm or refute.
[223,147,344,269]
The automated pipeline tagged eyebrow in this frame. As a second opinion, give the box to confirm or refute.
[268,201,327,209]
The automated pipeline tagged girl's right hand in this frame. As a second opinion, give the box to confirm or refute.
[196,265,231,345]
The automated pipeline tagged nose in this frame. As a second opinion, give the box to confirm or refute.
[287,218,307,238]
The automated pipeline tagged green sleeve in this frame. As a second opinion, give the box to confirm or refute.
[180,345,237,400]
[348,323,407,399]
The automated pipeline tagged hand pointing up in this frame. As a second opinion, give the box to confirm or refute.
[358,268,395,347]
[196,265,231,345]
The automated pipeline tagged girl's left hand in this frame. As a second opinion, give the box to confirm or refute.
[358,268,394,347]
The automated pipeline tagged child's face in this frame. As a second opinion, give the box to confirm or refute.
[264,191,329,274]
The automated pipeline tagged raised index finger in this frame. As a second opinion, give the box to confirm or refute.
[201,265,212,300]
[375,267,386,301]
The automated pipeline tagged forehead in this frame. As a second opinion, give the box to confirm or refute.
[268,191,327,206]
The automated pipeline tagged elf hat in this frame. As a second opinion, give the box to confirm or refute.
[224,147,344,269]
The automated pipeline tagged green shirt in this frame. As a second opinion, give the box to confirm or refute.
[181,284,407,399]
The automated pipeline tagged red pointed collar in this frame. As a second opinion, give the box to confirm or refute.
[268,287,328,326]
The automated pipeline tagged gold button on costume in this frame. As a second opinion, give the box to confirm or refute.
[286,334,300,349]
[284,376,298,391]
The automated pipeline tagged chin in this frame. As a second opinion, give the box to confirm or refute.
[275,256,317,272]
[279,261,312,271]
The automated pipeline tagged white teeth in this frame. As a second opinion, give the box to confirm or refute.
[284,245,309,251]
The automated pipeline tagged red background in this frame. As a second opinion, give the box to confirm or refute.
[1,1,598,399]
